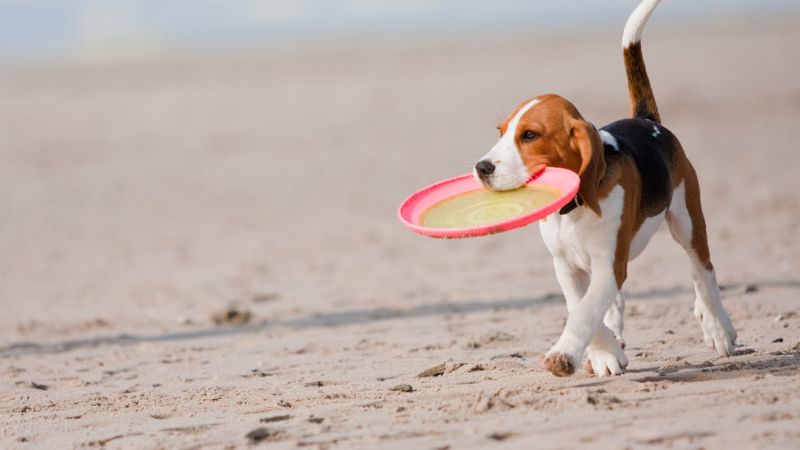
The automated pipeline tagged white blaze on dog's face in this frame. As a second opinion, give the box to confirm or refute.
[474,98,541,191]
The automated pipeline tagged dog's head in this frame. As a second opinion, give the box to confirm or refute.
[474,94,606,215]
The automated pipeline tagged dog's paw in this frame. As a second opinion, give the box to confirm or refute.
[585,343,628,377]
[541,352,576,377]
[696,307,737,357]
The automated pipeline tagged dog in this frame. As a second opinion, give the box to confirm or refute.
[473,0,737,377]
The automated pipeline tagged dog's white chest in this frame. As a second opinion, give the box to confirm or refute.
[538,186,625,271]
[539,214,592,270]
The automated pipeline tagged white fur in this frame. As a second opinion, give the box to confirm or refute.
[539,186,625,282]
[599,130,619,151]
[539,186,628,374]
[630,211,665,260]
[587,325,628,377]
[603,292,625,343]
[475,99,540,191]
[666,182,737,356]
[622,0,662,48]
[651,124,662,138]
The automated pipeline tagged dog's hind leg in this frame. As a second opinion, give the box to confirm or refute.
[666,168,736,356]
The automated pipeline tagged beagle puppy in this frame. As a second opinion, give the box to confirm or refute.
[474,0,736,377]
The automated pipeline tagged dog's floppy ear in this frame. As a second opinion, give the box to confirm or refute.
[570,119,606,216]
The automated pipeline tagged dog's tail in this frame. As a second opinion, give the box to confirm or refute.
[622,0,662,123]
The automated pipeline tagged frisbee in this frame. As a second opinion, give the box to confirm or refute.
[398,167,580,239]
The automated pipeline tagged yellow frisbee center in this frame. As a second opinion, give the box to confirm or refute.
[420,185,561,229]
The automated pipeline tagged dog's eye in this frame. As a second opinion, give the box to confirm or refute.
[521,130,539,141]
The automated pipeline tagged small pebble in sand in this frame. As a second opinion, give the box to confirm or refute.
[745,284,759,294]
[772,338,784,343]
[416,362,466,378]
[417,363,446,378]
[307,416,324,424]
[490,353,524,360]
[30,382,48,391]
[390,384,414,393]
[304,380,324,387]
[587,393,621,406]
[260,414,292,423]
[244,369,275,378]
[211,307,253,326]
[488,432,514,441]
[245,427,283,444]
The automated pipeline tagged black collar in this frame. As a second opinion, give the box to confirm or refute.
[559,194,583,215]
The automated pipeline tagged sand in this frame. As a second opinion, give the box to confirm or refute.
[1,20,800,449]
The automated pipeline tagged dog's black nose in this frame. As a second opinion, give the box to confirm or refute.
[475,160,495,177]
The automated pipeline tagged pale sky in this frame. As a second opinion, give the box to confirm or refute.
[1,0,797,63]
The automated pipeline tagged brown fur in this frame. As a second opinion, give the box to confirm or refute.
[499,95,606,216]
[542,352,575,377]
[671,150,714,271]
[624,42,661,123]
[570,119,606,216]
[613,159,641,288]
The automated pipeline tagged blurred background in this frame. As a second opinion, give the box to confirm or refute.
[1,0,799,336]
[2,0,799,64]
[3,3,800,447]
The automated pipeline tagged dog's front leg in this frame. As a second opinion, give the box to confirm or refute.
[543,267,619,376]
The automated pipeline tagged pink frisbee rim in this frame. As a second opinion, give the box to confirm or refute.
[398,167,580,239]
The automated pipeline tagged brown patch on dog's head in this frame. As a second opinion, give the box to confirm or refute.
[500,94,606,215]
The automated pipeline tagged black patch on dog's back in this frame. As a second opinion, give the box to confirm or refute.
[601,119,675,217]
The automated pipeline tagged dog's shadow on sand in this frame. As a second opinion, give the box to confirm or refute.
[2,279,799,358]
[627,350,800,383]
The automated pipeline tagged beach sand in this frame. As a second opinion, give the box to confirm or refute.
[1,21,800,449]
